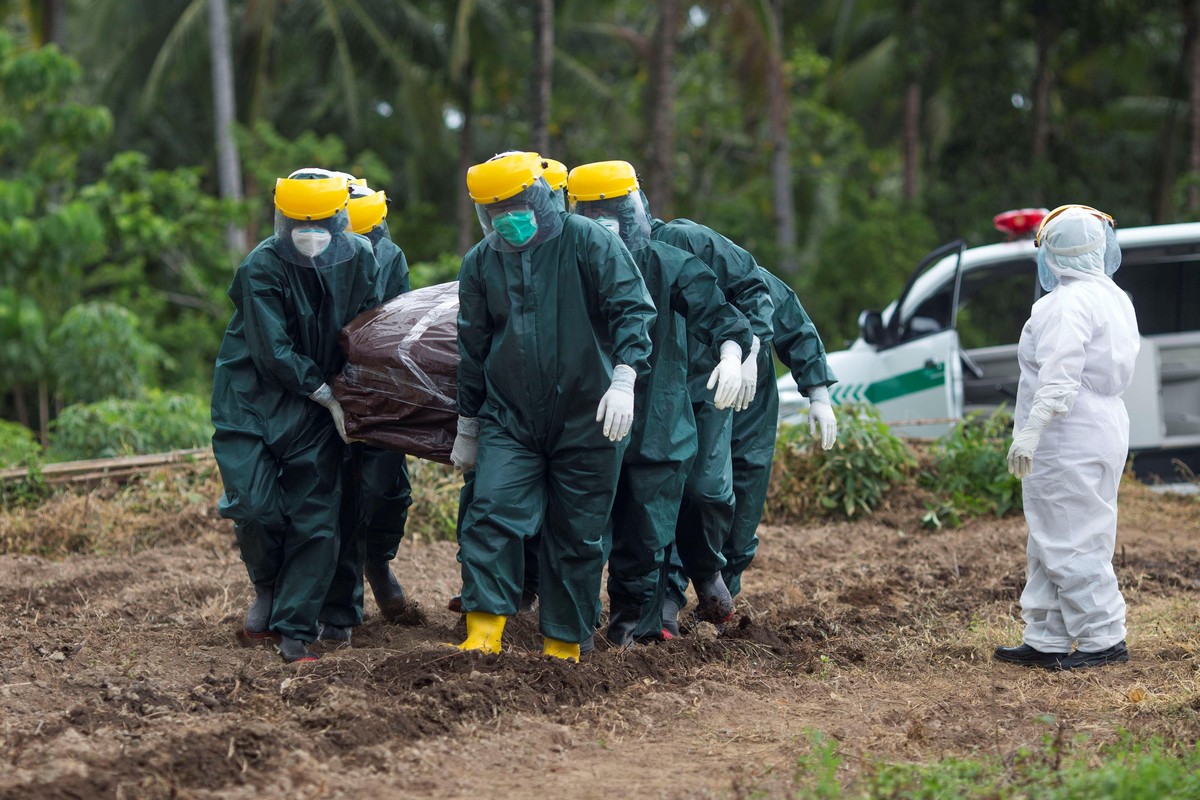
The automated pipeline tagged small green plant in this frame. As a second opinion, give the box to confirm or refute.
[48,390,212,461]
[0,419,40,469]
[770,403,916,520]
[919,408,1022,529]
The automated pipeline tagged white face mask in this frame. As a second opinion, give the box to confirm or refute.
[292,228,332,258]
[595,217,621,236]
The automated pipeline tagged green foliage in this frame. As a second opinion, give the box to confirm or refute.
[0,288,49,392]
[408,252,463,289]
[919,409,1022,530]
[237,121,391,241]
[49,302,163,405]
[49,390,211,461]
[805,193,940,346]
[782,728,1200,799]
[0,419,39,468]
[76,151,240,393]
[772,403,916,520]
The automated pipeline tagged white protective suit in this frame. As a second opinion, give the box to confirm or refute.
[1010,206,1140,653]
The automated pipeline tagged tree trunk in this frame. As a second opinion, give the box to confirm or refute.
[531,0,554,155]
[1031,7,1054,206]
[456,65,477,255]
[37,381,50,449]
[207,0,247,253]
[764,0,797,274]
[1184,0,1200,214]
[903,81,921,203]
[645,0,678,219]
[11,386,30,430]
[42,0,67,48]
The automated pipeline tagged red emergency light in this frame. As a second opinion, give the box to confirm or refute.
[993,207,1048,240]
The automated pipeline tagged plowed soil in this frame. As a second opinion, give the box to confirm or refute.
[1,477,1198,799]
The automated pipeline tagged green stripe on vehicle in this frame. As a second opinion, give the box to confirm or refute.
[863,363,945,404]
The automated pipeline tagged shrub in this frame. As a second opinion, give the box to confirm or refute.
[0,419,40,469]
[919,408,1022,529]
[48,391,212,461]
[768,402,916,520]
[49,302,163,404]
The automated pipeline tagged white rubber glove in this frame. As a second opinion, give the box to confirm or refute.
[451,416,480,473]
[596,364,636,442]
[733,336,761,412]
[806,385,838,450]
[309,383,357,444]
[1007,403,1055,479]
[706,341,743,410]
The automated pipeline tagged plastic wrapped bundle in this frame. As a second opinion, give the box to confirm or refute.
[334,281,459,463]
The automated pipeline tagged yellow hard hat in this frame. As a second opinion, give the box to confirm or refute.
[567,161,638,203]
[347,189,388,234]
[543,159,569,191]
[467,152,545,204]
[274,176,350,221]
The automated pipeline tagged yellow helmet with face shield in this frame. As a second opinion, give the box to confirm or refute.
[274,176,351,221]
[542,159,569,192]
[347,186,388,234]
[467,152,546,204]
[567,161,639,203]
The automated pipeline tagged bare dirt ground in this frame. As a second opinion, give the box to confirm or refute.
[1,469,1198,799]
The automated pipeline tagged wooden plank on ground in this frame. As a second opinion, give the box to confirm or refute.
[0,447,214,485]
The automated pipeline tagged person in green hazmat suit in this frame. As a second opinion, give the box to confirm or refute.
[722,268,838,599]
[317,180,415,643]
[450,151,656,663]
[635,186,776,632]
[446,154,571,619]
[211,172,381,663]
[567,160,754,647]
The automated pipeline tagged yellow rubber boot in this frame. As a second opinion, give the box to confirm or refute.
[454,611,506,653]
[543,637,580,663]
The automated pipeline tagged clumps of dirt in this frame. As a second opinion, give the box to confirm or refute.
[382,597,428,626]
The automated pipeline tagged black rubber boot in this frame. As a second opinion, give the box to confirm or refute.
[278,636,320,663]
[243,583,274,639]
[317,623,352,643]
[580,632,595,656]
[993,643,1069,670]
[662,595,682,637]
[694,572,734,625]
[605,606,639,647]
[447,594,464,613]
[364,560,407,622]
[1059,641,1129,671]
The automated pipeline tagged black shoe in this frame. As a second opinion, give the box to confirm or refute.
[364,560,407,622]
[580,632,595,655]
[278,636,320,663]
[447,594,464,614]
[993,643,1069,670]
[317,623,352,643]
[662,595,682,637]
[244,583,273,635]
[605,606,639,647]
[694,572,734,625]
[1059,641,1129,671]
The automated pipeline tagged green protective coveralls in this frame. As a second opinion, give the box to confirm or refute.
[457,213,656,644]
[322,229,414,627]
[606,240,753,643]
[212,235,380,642]
[722,268,836,597]
[645,210,775,606]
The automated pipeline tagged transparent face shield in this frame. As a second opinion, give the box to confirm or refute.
[570,192,652,251]
[273,208,356,269]
[474,177,564,253]
[1035,210,1120,292]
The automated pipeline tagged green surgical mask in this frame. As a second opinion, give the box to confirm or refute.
[493,210,539,245]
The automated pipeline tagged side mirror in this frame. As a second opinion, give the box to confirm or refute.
[858,309,885,345]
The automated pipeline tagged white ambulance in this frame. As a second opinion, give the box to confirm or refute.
[777,211,1200,472]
